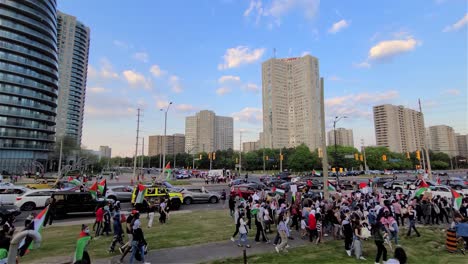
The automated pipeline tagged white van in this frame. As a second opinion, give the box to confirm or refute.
[0,186,28,205]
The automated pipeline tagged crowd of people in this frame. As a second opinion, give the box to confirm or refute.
[228,182,468,263]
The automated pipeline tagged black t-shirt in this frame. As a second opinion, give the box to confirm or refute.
[126,215,134,234]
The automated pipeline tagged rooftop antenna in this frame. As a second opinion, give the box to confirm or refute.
[273,48,276,58]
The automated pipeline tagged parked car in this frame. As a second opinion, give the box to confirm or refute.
[50,191,109,218]
[180,187,220,205]
[446,179,468,190]
[230,185,256,200]
[106,186,133,202]
[267,179,287,188]
[0,205,21,224]
[176,170,191,179]
[243,182,268,191]
[0,186,28,205]
[372,177,393,188]
[383,180,416,192]
[15,189,56,211]
[25,179,57,189]
[276,172,292,181]
[228,179,246,187]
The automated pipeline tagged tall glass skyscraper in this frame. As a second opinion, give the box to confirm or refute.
[0,0,59,173]
[56,11,90,145]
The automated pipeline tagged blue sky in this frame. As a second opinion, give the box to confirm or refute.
[57,0,467,156]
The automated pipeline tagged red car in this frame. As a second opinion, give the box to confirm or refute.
[230,185,256,200]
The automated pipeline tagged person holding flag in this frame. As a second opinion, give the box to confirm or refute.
[73,224,92,264]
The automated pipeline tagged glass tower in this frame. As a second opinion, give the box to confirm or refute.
[0,0,59,173]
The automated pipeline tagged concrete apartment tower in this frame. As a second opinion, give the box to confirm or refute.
[56,11,90,145]
[327,128,354,147]
[262,55,322,150]
[373,104,426,153]
[0,0,59,173]
[456,133,468,158]
[148,134,186,156]
[185,110,233,153]
[426,125,458,157]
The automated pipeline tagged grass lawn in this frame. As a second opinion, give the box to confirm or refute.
[21,210,233,263]
[209,227,466,264]
[167,180,192,185]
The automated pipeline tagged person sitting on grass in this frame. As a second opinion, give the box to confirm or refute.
[452,212,468,250]
[386,247,407,264]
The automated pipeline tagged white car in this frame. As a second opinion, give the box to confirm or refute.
[15,189,56,211]
[0,186,28,205]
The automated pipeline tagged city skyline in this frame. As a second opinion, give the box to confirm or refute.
[56,0,467,156]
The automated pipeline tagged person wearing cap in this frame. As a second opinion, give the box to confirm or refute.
[129,215,149,264]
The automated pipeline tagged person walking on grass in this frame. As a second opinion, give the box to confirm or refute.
[352,218,366,260]
[254,202,269,243]
[159,198,168,224]
[237,211,251,248]
[308,210,317,243]
[108,207,124,253]
[221,189,227,209]
[406,205,420,237]
[119,210,137,261]
[373,220,388,264]
[94,206,104,237]
[275,214,289,253]
[342,209,353,257]
[147,202,156,228]
[229,196,236,217]
[231,205,242,241]
[129,216,149,264]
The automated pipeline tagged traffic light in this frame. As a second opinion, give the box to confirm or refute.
[416,150,421,160]
[208,152,212,160]
[265,156,269,161]
[212,152,216,160]
[360,154,363,162]
[354,153,359,160]
[382,154,387,161]
[332,167,336,172]
[318,148,323,158]
[280,154,284,161]
[199,154,202,160]
[339,168,343,173]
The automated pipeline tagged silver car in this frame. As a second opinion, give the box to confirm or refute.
[105,186,133,202]
[181,187,220,205]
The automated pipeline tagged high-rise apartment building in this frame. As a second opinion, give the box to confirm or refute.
[373,104,425,153]
[99,146,111,159]
[148,134,186,156]
[0,1,59,173]
[185,110,233,153]
[243,141,259,152]
[426,125,458,157]
[262,55,322,150]
[327,128,354,147]
[456,133,468,158]
[56,11,90,145]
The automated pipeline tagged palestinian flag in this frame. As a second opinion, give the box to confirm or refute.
[327,180,336,191]
[451,189,462,211]
[359,182,368,189]
[68,178,81,186]
[18,206,49,256]
[73,233,91,263]
[275,188,285,196]
[89,182,98,199]
[414,179,429,197]
[134,184,146,204]
[98,179,107,195]
[165,162,172,180]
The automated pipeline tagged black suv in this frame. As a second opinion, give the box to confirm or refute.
[49,191,109,217]
[0,205,21,224]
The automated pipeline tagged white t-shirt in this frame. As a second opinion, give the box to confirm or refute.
[263,210,270,221]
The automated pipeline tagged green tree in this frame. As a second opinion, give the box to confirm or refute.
[287,144,316,172]
[431,160,449,170]
[327,145,361,170]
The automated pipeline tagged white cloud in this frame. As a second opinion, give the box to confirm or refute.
[218,46,266,70]
[149,64,167,77]
[354,61,371,68]
[244,0,320,27]
[325,90,399,120]
[175,104,198,113]
[218,75,241,83]
[328,19,350,34]
[443,13,468,32]
[113,40,129,49]
[85,94,136,119]
[122,70,152,90]
[301,51,311,56]
[88,58,119,80]
[232,107,263,125]
[88,87,109,93]
[169,75,183,93]
[368,37,419,61]
[328,75,342,81]
[443,89,461,96]
[133,52,149,63]
[216,87,232,95]
[243,83,260,93]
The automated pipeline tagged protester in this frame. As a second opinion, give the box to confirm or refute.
[386,247,407,264]
[159,198,168,224]
[94,206,104,237]
[275,214,289,253]
[119,210,137,261]
[147,202,156,228]
[342,209,353,256]
[352,218,366,260]
[237,211,250,248]
[109,207,124,253]
[373,220,388,264]
[129,215,149,264]
[228,196,236,217]
[406,205,420,237]
[221,189,227,208]
[102,205,111,236]
[308,209,317,243]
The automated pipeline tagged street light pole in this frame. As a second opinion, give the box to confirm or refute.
[333,116,347,170]
[161,102,172,180]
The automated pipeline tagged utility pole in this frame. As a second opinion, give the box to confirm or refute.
[239,132,242,176]
[161,102,172,180]
[141,137,144,173]
[361,139,368,172]
[159,136,162,173]
[263,147,266,174]
[57,138,63,177]
[173,135,176,169]
[320,78,330,200]
[280,148,283,172]
[133,108,141,180]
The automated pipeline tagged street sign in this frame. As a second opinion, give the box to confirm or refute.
[344,155,354,159]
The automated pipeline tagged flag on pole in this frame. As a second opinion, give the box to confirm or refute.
[89,182,98,200]
[275,188,285,196]
[98,179,107,196]
[73,233,91,263]
[165,162,172,180]
[327,180,336,192]
[68,178,81,186]
[18,206,49,256]
[134,184,146,204]
[165,162,171,169]
[451,189,462,211]
[415,179,429,197]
